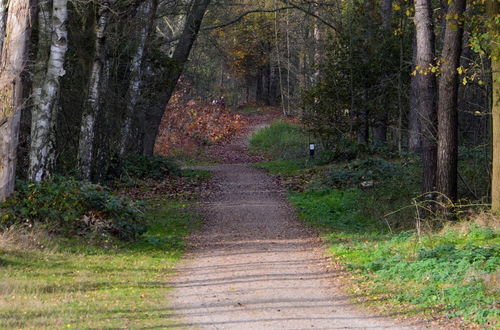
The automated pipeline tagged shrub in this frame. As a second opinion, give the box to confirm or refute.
[0,178,146,241]
[326,157,402,187]
[249,121,308,159]
[110,155,181,181]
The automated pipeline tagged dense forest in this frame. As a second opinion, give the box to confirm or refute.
[0,0,499,327]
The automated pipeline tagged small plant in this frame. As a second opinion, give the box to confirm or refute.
[326,157,402,187]
[0,178,145,241]
[111,154,181,181]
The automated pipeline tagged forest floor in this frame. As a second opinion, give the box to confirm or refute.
[168,107,428,329]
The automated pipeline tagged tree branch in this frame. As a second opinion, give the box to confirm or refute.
[201,7,295,31]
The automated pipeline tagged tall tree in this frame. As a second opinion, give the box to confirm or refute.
[408,36,421,152]
[119,0,158,156]
[373,0,392,144]
[77,0,114,180]
[436,0,466,201]
[0,0,33,200]
[414,0,438,193]
[29,0,69,182]
[141,0,211,156]
[487,0,499,212]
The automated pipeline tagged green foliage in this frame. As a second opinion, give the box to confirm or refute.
[249,121,309,159]
[290,185,499,324]
[301,5,410,149]
[0,178,145,241]
[110,154,181,181]
[326,157,402,187]
[0,199,200,328]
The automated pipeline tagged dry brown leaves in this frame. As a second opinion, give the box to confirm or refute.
[154,91,246,156]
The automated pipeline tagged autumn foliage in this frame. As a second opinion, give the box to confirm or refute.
[154,91,246,156]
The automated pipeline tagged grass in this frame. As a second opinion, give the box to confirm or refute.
[249,123,500,326]
[249,121,309,159]
[0,185,204,328]
[291,187,499,325]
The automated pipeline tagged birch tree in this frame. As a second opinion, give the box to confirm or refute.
[77,0,114,180]
[0,0,7,53]
[29,0,68,182]
[119,0,158,156]
[0,0,33,201]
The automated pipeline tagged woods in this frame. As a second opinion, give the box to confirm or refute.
[0,0,499,327]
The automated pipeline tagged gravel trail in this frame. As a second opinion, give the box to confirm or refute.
[169,162,424,329]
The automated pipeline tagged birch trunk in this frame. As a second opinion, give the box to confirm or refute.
[436,0,466,201]
[0,0,7,53]
[77,0,113,180]
[119,0,157,156]
[415,0,438,193]
[0,0,33,201]
[29,0,68,182]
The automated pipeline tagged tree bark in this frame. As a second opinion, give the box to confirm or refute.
[373,0,393,144]
[0,0,33,201]
[408,36,421,152]
[119,0,158,156]
[29,0,68,182]
[77,0,113,180]
[0,0,7,53]
[436,0,466,202]
[142,0,211,156]
[415,0,438,193]
[488,0,500,212]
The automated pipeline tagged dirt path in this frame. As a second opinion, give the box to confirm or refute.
[169,114,424,329]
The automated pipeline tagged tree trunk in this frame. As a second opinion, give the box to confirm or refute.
[415,0,437,193]
[408,36,421,152]
[436,0,466,202]
[488,0,500,212]
[119,0,158,156]
[0,0,33,201]
[373,0,392,145]
[0,0,7,53]
[256,71,263,103]
[77,0,113,180]
[141,0,211,156]
[29,0,68,182]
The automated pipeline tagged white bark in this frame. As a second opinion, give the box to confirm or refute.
[0,0,7,53]
[77,0,113,180]
[29,0,68,182]
[0,0,32,201]
[119,0,157,155]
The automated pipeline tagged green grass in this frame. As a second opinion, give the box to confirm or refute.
[248,121,499,326]
[278,166,499,325]
[249,121,309,159]
[0,198,201,328]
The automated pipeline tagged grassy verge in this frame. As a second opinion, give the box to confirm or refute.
[251,123,499,327]
[0,168,210,328]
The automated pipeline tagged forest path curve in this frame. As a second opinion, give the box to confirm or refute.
[169,111,424,329]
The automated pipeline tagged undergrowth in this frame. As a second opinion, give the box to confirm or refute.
[250,123,499,326]
[0,178,145,241]
[0,199,200,328]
